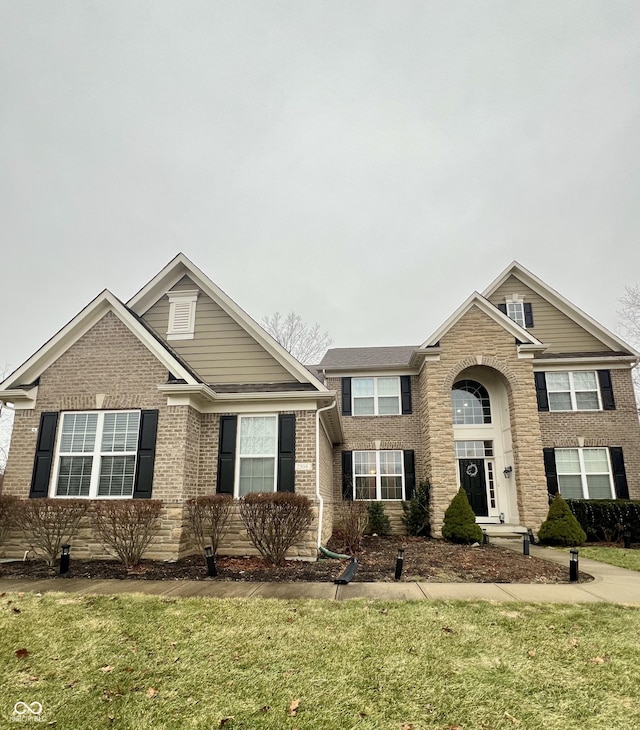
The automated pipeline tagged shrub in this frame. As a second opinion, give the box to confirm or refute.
[185,494,234,558]
[401,479,431,537]
[93,500,162,569]
[0,494,20,549]
[442,489,483,544]
[538,495,587,547]
[366,502,391,535]
[239,493,314,566]
[15,498,90,566]
[332,501,369,555]
[566,499,640,543]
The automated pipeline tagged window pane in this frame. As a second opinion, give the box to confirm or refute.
[546,373,570,390]
[354,452,376,475]
[355,476,376,500]
[378,397,400,415]
[379,451,402,475]
[573,371,597,390]
[352,378,374,397]
[555,449,580,474]
[98,456,136,497]
[582,449,609,473]
[377,378,400,396]
[56,456,92,496]
[60,413,97,453]
[549,393,572,411]
[101,412,140,452]
[455,441,486,458]
[558,475,584,500]
[586,474,612,500]
[575,392,599,410]
[353,398,375,416]
[380,476,403,500]
[507,302,525,327]
[238,457,275,495]
[239,417,276,455]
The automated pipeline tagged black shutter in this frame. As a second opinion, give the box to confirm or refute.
[216,415,237,495]
[341,378,352,416]
[498,303,507,315]
[400,376,412,414]
[524,303,534,328]
[277,414,296,492]
[29,412,59,498]
[610,447,629,499]
[133,410,158,499]
[534,372,549,412]
[543,448,558,497]
[598,370,616,410]
[342,451,353,500]
[403,450,415,500]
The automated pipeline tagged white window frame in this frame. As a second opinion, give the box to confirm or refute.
[546,371,601,411]
[235,414,278,497]
[351,377,401,416]
[556,447,615,500]
[51,410,141,499]
[167,290,198,340]
[352,450,405,501]
[506,301,525,328]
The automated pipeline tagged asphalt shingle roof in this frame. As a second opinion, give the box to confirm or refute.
[317,345,418,370]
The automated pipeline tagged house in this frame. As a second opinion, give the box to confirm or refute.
[1,254,639,560]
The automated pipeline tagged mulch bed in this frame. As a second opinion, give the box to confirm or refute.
[0,536,590,584]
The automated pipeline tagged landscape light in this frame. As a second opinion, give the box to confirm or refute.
[60,544,71,576]
[204,545,217,577]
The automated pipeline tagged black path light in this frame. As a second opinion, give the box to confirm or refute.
[523,532,530,556]
[60,544,71,576]
[482,529,489,545]
[394,546,405,580]
[624,527,632,550]
[569,549,579,582]
[204,545,217,577]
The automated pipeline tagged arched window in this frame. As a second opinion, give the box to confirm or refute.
[452,380,491,424]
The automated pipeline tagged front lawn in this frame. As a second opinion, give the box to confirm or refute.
[576,546,640,573]
[2,593,640,729]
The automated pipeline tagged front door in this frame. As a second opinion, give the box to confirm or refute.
[459,458,488,517]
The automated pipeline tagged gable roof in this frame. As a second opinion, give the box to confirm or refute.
[483,261,639,357]
[0,291,200,392]
[318,345,418,371]
[127,253,328,391]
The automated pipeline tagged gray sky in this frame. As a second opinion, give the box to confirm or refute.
[1,1,640,375]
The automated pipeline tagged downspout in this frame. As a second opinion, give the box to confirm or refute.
[316,399,337,549]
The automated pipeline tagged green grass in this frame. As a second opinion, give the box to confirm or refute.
[2,593,640,729]
[576,546,640,572]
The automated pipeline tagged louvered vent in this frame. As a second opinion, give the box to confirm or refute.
[166,290,198,339]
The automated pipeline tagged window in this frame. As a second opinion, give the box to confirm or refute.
[352,377,400,416]
[546,371,600,411]
[167,290,198,340]
[498,299,533,328]
[237,415,277,496]
[454,440,494,458]
[556,448,614,499]
[353,450,404,500]
[451,380,491,424]
[506,302,525,328]
[54,411,140,498]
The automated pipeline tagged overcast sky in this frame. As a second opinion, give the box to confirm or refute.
[1,1,639,375]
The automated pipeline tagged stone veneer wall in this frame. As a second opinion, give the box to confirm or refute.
[538,367,640,499]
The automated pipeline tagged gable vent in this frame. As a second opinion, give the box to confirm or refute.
[167,290,198,340]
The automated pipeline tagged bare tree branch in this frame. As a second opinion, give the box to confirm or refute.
[0,364,14,476]
[262,311,332,365]
[618,286,640,414]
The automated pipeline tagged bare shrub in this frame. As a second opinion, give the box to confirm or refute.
[0,494,20,549]
[15,499,90,566]
[93,500,162,569]
[333,501,369,555]
[239,493,314,565]
[185,494,234,559]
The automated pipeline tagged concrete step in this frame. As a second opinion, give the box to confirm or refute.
[479,524,529,538]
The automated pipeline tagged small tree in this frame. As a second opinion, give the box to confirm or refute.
[93,500,162,569]
[332,501,369,554]
[366,502,391,535]
[185,494,234,559]
[401,480,431,537]
[0,494,20,550]
[538,494,586,547]
[239,493,314,565]
[442,489,483,544]
[261,311,332,364]
[16,499,90,566]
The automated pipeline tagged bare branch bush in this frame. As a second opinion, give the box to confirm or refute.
[261,311,332,364]
[618,285,640,412]
[16,499,90,566]
[185,494,234,559]
[239,493,314,565]
[93,500,162,569]
[332,501,369,555]
[0,494,20,549]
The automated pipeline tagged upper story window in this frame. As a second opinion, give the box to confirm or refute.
[352,377,400,416]
[498,297,533,328]
[236,415,278,496]
[53,411,141,498]
[167,290,198,340]
[546,371,600,411]
[506,302,525,328]
[452,380,492,424]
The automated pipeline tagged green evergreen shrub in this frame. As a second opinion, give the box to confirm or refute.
[401,479,431,537]
[566,499,640,543]
[538,494,587,547]
[366,502,391,535]
[442,489,483,544]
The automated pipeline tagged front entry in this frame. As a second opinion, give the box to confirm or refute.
[459,458,488,517]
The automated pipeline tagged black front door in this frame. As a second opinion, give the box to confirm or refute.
[459,459,488,517]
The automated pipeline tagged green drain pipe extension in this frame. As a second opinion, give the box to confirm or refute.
[318,545,351,560]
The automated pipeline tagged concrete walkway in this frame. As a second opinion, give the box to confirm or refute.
[2,543,640,604]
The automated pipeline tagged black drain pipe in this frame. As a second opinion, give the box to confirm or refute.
[335,558,358,585]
